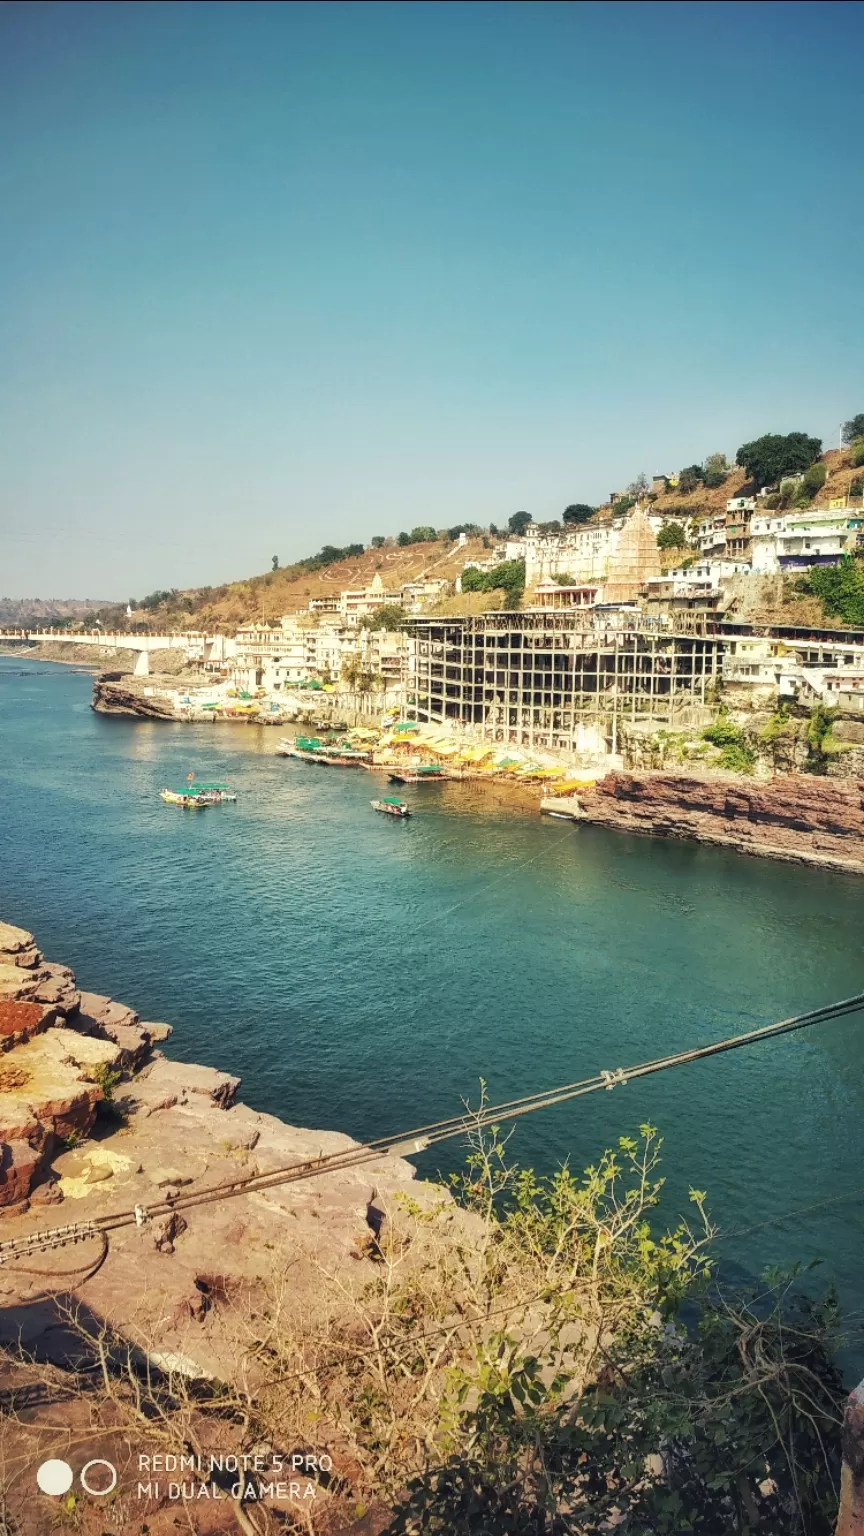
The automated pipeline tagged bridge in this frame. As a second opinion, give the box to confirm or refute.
[0,628,198,652]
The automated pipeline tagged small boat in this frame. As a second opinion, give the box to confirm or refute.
[160,789,209,809]
[371,797,411,818]
[388,765,443,785]
[191,783,238,803]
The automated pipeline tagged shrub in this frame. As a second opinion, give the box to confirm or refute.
[797,557,864,626]
[612,495,636,517]
[842,414,864,445]
[850,477,863,498]
[852,438,864,468]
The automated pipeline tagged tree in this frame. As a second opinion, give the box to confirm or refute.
[611,495,636,517]
[271,555,279,571]
[736,432,822,488]
[409,526,438,543]
[563,503,595,524]
[657,521,687,550]
[397,531,411,546]
[488,523,499,536]
[842,414,864,445]
[359,605,404,631]
[507,511,532,535]
[678,464,703,495]
[627,472,650,497]
[798,461,827,502]
[702,452,729,488]
[852,439,864,468]
[461,559,525,596]
[370,536,385,549]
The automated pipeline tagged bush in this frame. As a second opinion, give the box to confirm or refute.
[702,718,755,773]
[677,464,703,495]
[852,438,864,468]
[359,605,405,631]
[612,495,636,517]
[850,477,863,498]
[842,414,864,445]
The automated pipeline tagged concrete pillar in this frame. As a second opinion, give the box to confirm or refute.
[837,1382,864,1535]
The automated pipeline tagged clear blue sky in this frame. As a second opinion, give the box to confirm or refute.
[1,0,862,600]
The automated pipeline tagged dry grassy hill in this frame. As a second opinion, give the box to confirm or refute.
[135,534,495,631]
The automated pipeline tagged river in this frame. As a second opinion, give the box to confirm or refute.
[3,655,864,1346]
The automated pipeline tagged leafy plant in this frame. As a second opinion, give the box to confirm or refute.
[842,414,864,446]
[657,522,687,550]
[795,556,864,626]
[702,717,755,773]
[852,438,864,469]
[508,511,533,535]
[736,432,823,489]
[461,560,525,597]
[798,461,828,502]
[563,504,595,524]
[702,452,729,488]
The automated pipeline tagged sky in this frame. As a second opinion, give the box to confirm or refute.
[1,0,862,601]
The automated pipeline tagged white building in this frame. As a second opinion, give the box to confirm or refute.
[750,509,864,574]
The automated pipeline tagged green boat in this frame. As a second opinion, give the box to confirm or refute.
[371,796,411,818]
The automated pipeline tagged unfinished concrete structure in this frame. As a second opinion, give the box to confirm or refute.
[406,612,722,755]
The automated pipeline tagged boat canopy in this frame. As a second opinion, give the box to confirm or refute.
[382,796,404,806]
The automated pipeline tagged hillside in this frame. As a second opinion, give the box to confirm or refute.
[86,440,863,633]
[108,535,495,631]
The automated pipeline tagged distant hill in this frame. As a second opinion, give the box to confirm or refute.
[0,597,112,626]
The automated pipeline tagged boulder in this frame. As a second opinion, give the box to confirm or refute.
[0,922,37,957]
[131,1058,240,1112]
[0,1001,55,1051]
[0,1141,44,1206]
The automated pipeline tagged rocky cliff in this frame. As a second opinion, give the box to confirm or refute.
[572,770,864,872]
[0,921,444,1385]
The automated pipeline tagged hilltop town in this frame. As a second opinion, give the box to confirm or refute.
[6,422,864,815]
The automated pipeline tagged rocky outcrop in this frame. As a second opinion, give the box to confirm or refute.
[0,921,455,1395]
[91,678,176,718]
[573,770,864,872]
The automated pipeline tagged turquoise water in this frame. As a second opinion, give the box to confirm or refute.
[3,656,864,1336]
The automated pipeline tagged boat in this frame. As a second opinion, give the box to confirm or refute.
[388,765,444,785]
[277,736,371,767]
[160,789,209,809]
[371,797,411,818]
[190,783,238,803]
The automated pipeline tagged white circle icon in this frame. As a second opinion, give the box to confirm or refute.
[80,1460,118,1496]
[36,1460,74,1496]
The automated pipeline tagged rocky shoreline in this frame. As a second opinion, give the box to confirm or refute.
[0,920,442,1381]
[547,769,864,874]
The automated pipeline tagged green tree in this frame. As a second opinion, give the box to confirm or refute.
[797,461,828,502]
[657,521,687,550]
[852,439,864,468]
[678,464,703,495]
[461,559,525,596]
[736,432,823,488]
[508,511,533,535]
[370,535,386,548]
[409,526,438,543]
[612,495,636,517]
[271,555,279,571]
[842,413,864,445]
[795,555,864,626]
[563,503,595,524]
[359,604,405,631]
[702,452,729,488]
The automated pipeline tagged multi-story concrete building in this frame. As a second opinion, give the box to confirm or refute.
[750,509,864,573]
[405,611,720,757]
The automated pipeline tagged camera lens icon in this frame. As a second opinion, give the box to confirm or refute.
[37,1459,117,1497]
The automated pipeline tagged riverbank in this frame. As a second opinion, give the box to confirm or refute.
[0,917,462,1532]
[546,769,864,875]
